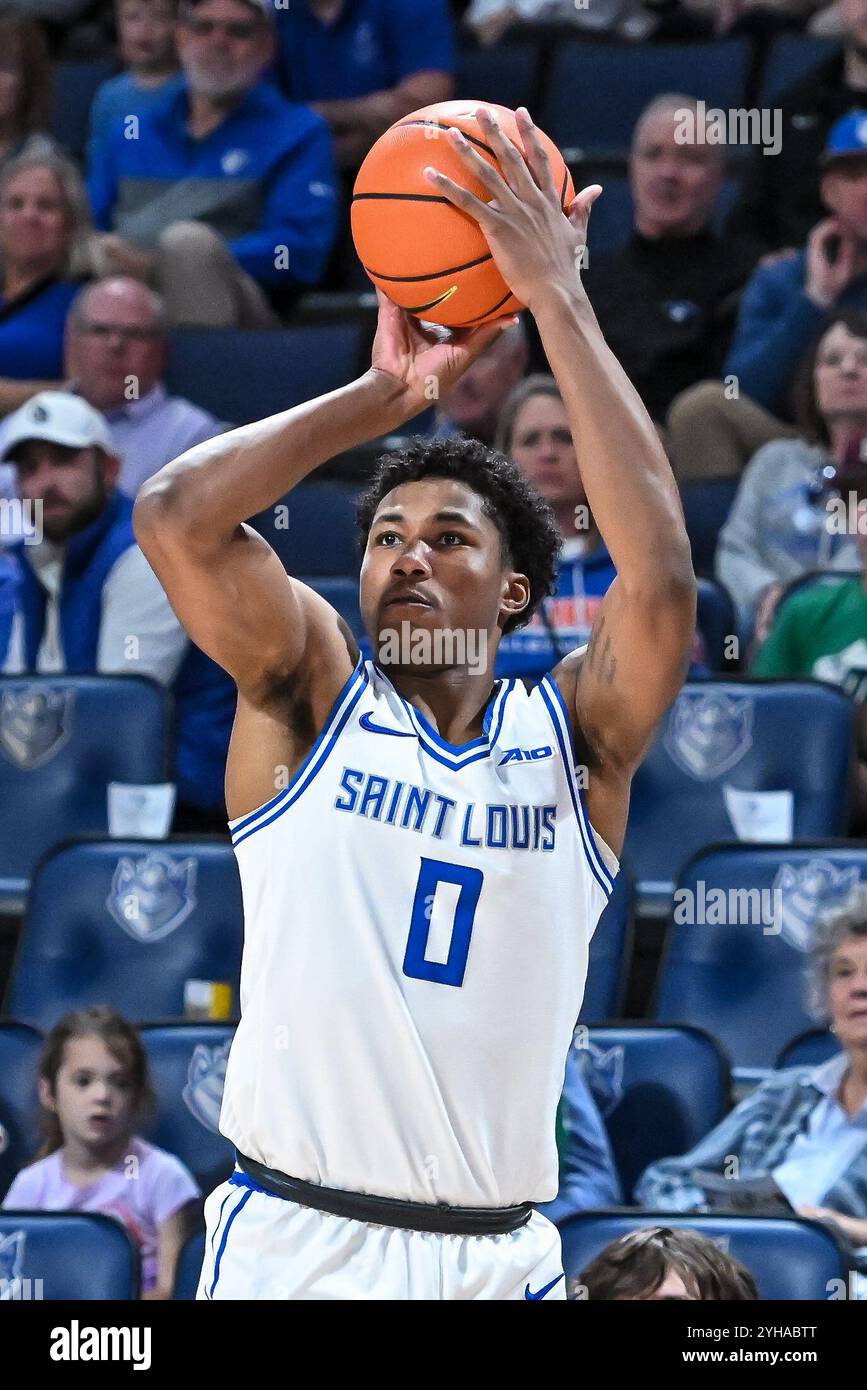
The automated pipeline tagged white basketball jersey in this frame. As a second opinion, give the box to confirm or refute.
[220,658,618,1208]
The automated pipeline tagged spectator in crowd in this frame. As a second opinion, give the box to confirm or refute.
[274,0,455,172]
[716,310,866,633]
[576,1226,759,1300]
[537,1042,623,1226]
[0,151,91,416]
[88,0,182,169]
[63,276,223,496]
[634,889,867,1277]
[463,0,662,46]
[431,316,528,445]
[724,113,867,419]
[493,375,617,679]
[0,9,57,168]
[576,95,760,425]
[0,390,236,826]
[1,1006,200,1299]
[728,0,867,252]
[87,0,339,325]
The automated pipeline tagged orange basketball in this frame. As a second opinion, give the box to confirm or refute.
[351,101,575,328]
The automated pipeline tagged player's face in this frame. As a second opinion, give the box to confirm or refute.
[360,476,529,672]
[40,1036,136,1153]
[630,111,724,236]
[177,0,273,100]
[13,443,118,542]
[826,934,867,1049]
[508,392,584,509]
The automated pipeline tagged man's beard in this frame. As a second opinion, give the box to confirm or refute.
[41,485,109,544]
[186,61,259,103]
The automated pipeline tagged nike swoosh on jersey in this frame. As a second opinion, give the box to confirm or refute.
[524,1273,564,1300]
[359,712,416,737]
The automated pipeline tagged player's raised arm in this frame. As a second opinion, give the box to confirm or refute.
[427,107,696,852]
[133,296,514,700]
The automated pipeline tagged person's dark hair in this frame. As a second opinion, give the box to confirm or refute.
[0,8,52,135]
[790,308,867,446]
[34,1006,155,1160]
[576,1226,759,1301]
[494,373,564,457]
[356,435,560,634]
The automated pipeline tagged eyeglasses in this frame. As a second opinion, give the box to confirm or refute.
[184,16,260,41]
[78,322,162,343]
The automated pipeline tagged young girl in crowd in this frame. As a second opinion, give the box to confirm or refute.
[2,1006,200,1298]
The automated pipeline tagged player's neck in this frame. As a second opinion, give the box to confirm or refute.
[386,665,497,745]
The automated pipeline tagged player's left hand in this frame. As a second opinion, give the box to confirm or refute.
[423,106,601,316]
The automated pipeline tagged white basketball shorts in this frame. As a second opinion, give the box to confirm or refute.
[196,1171,566,1301]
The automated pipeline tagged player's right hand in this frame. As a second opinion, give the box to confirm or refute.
[369,288,518,414]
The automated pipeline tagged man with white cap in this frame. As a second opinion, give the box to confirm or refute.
[0,390,235,827]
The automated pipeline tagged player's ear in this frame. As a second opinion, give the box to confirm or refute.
[499,573,531,625]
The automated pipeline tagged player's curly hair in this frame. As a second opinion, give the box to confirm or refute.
[356,436,560,635]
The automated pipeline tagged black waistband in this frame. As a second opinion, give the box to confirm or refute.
[235,1152,533,1236]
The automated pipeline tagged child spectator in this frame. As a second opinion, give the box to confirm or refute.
[88,1,182,169]
[1,1007,200,1298]
[576,1226,759,1299]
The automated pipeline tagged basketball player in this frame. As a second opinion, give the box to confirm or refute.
[134,107,696,1300]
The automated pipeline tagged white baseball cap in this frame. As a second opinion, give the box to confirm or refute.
[3,392,114,460]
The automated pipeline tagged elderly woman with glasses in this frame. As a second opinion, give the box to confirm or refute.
[634,889,867,1271]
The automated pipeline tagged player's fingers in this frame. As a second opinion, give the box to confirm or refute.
[567,184,603,239]
[515,108,558,198]
[444,127,517,206]
[452,314,519,358]
[475,106,537,201]
[423,164,495,223]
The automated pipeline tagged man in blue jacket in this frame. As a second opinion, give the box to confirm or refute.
[725,112,867,418]
[0,391,236,829]
[88,0,339,325]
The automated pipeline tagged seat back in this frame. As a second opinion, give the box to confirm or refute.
[776,1028,842,1071]
[5,839,243,1029]
[680,477,740,575]
[0,676,170,904]
[695,577,736,672]
[0,1211,139,1299]
[579,872,630,1022]
[174,1226,206,1300]
[51,59,116,159]
[758,34,840,104]
[139,1023,236,1194]
[253,482,360,577]
[577,1025,728,1200]
[654,842,867,1067]
[560,1211,852,1300]
[626,680,853,908]
[0,1023,42,1201]
[166,325,366,426]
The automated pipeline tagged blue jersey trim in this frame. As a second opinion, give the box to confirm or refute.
[230,657,368,847]
[538,677,616,898]
[374,666,514,770]
[208,1185,253,1298]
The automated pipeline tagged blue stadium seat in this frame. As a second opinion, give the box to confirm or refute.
[51,59,116,161]
[139,1023,236,1195]
[4,840,243,1030]
[0,1211,139,1299]
[680,477,739,576]
[0,676,170,910]
[253,483,361,577]
[576,1025,728,1201]
[174,1226,206,1300]
[0,1023,41,1202]
[776,1028,842,1071]
[539,40,752,155]
[758,35,841,104]
[589,175,740,254]
[560,1211,852,1300]
[654,843,867,1068]
[456,43,538,112]
[579,871,630,1022]
[625,680,853,913]
[165,325,366,426]
[695,577,736,672]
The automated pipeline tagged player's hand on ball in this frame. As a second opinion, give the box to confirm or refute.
[369,287,518,411]
[423,106,601,315]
